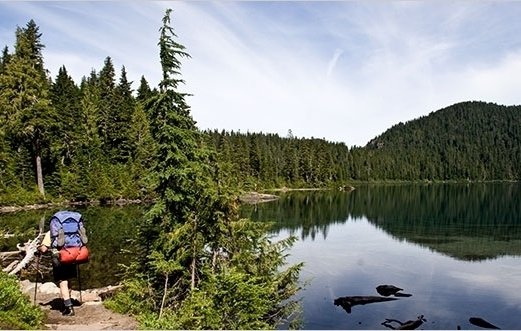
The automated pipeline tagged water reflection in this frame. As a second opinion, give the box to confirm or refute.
[242,183,521,261]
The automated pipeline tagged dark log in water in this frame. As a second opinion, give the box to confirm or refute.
[376,284,412,297]
[334,295,398,314]
[382,315,426,330]
[469,317,501,329]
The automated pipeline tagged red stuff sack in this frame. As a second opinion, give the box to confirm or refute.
[59,246,89,265]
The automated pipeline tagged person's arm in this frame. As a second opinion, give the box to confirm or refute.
[38,231,51,253]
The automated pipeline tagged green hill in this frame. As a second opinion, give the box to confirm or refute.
[353,101,521,181]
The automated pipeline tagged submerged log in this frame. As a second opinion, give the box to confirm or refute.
[469,317,501,329]
[382,315,426,330]
[376,284,412,297]
[334,295,398,314]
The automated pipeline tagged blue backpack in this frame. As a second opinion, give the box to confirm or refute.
[50,210,88,249]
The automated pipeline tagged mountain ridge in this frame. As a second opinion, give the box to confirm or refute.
[354,100,521,181]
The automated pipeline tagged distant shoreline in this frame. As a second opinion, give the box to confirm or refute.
[2,180,520,213]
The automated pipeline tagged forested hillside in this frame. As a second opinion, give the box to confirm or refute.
[359,101,521,180]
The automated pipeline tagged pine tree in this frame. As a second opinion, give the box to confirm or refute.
[136,75,154,104]
[109,10,302,329]
[112,65,135,162]
[50,65,81,166]
[0,20,56,196]
[0,46,12,74]
[141,7,209,297]
[97,56,116,156]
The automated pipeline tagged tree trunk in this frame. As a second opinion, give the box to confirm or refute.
[190,216,197,290]
[159,274,168,319]
[35,147,45,197]
[190,251,196,290]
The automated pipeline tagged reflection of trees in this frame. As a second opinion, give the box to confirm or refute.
[241,191,354,241]
[241,183,521,261]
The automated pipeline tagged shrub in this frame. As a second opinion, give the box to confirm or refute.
[0,272,45,329]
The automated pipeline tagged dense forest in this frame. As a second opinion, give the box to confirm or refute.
[1,20,521,207]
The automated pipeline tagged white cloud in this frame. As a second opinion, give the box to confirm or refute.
[326,49,344,79]
[2,1,521,146]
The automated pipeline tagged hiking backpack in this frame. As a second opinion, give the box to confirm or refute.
[50,210,89,264]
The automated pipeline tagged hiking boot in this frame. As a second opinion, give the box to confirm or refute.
[62,306,75,316]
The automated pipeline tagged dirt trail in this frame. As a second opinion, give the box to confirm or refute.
[23,282,137,330]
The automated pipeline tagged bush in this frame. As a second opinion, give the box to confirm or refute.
[0,186,51,206]
[0,272,45,329]
[104,278,155,316]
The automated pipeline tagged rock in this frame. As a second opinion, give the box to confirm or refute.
[74,290,101,303]
[39,282,60,295]
[83,301,103,306]
[19,279,36,295]
[376,284,412,297]
[239,192,279,204]
[382,315,426,330]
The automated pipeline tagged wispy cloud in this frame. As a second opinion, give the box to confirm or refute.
[1,1,521,146]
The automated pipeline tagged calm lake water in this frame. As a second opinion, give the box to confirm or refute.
[2,183,521,329]
[241,183,521,330]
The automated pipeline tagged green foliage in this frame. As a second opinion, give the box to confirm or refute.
[104,278,156,315]
[0,272,45,329]
[0,186,50,207]
[141,270,276,330]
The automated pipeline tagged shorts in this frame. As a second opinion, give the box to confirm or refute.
[53,263,77,283]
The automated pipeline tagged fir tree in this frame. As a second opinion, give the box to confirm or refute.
[0,20,55,196]
[0,46,12,74]
[136,75,154,104]
[108,10,302,329]
[50,65,81,166]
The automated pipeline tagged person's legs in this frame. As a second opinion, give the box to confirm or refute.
[59,280,74,315]
[53,264,77,316]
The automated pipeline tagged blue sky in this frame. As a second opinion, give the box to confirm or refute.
[1,1,521,147]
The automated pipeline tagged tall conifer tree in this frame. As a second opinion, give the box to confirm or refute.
[97,56,116,156]
[51,65,81,166]
[0,20,55,196]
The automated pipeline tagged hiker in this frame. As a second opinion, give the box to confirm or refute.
[37,210,89,316]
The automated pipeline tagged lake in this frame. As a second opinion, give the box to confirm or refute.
[2,183,521,329]
[241,183,521,330]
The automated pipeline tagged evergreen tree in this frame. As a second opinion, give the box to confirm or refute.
[0,20,55,197]
[136,75,154,104]
[50,65,81,166]
[97,56,116,156]
[112,66,135,162]
[108,10,302,329]
[0,46,11,74]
